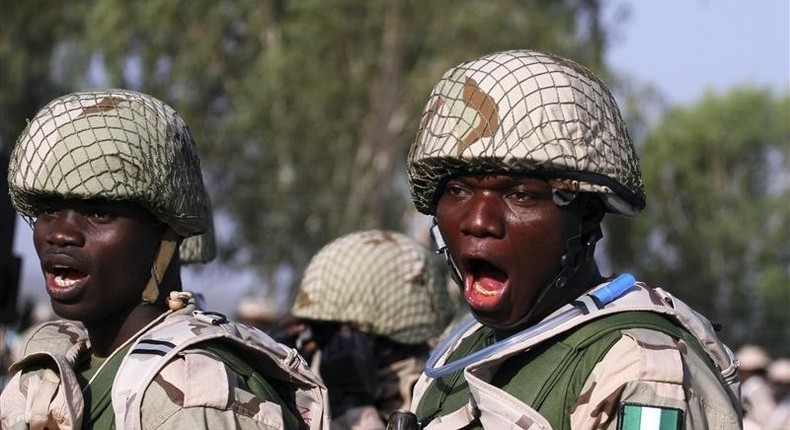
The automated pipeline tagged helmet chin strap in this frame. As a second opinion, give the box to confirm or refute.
[430,220,463,288]
[513,224,601,329]
[141,227,181,304]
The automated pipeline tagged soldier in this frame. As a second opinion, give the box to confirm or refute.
[290,230,455,430]
[0,90,328,429]
[766,358,790,430]
[399,50,742,429]
[737,344,776,429]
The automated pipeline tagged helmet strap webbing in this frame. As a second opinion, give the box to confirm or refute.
[141,227,181,304]
[430,219,463,287]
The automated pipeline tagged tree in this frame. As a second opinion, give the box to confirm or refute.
[1,0,620,303]
[611,87,790,353]
[77,0,619,300]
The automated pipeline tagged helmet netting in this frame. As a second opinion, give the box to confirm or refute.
[8,89,214,263]
[407,50,645,216]
[292,230,455,344]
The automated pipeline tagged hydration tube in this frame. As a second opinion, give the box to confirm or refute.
[424,273,636,378]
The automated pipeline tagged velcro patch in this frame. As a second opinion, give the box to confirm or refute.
[618,403,682,430]
[132,339,176,356]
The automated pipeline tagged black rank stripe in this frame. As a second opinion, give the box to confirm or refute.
[131,339,176,356]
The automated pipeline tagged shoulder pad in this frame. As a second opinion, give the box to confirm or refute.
[112,311,329,430]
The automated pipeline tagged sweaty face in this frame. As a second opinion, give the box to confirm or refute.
[32,198,165,323]
[435,174,571,328]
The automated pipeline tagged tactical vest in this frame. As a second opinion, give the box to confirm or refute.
[411,282,741,430]
[112,309,329,429]
[2,305,329,430]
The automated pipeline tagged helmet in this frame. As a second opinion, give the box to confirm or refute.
[407,49,645,216]
[237,296,279,321]
[178,227,216,264]
[292,230,455,344]
[768,358,790,384]
[736,344,771,371]
[8,89,214,263]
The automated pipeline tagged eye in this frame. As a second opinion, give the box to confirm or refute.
[506,184,551,205]
[81,208,115,222]
[36,205,60,220]
[443,181,469,198]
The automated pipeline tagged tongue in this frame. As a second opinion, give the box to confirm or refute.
[472,264,507,292]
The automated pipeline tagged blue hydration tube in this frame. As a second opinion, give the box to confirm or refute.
[424,273,636,379]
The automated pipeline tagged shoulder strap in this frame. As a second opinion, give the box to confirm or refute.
[112,311,329,430]
[201,341,302,430]
[521,311,714,429]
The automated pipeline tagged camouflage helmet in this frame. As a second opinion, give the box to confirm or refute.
[8,89,214,263]
[407,49,645,216]
[292,230,455,344]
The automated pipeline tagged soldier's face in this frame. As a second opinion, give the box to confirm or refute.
[32,198,165,323]
[435,174,571,328]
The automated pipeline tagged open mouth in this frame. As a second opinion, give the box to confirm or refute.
[464,259,509,298]
[48,265,88,289]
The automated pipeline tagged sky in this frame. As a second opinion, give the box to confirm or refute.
[605,0,788,104]
[10,0,790,317]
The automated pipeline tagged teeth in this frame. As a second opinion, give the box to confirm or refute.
[51,266,80,288]
[54,273,78,288]
[473,281,497,296]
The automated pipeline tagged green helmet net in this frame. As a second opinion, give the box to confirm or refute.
[407,49,645,216]
[292,230,455,345]
[8,89,214,263]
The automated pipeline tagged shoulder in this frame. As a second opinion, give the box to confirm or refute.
[17,319,88,357]
[571,326,741,430]
[120,312,324,429]
[138,347,289,430]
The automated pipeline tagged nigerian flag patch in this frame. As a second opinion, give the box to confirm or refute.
[618,403,683,430]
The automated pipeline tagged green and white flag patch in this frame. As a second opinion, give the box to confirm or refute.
[619,403,683,430]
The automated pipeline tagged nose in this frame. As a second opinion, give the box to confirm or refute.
[459,191,505,238]
[37,210,86,248]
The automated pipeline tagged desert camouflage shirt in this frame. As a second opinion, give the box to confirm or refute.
[0,298,324,430]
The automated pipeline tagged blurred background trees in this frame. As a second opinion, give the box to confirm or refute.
[609,87,790,350]
[1,0,787,354]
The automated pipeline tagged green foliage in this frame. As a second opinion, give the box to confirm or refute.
[1,0,615,300]
[614,87,790,353]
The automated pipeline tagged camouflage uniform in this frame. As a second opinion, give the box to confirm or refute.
[1,293,327,430]
[736,345,776,429]
[0,90,329,429]
[292,230,455,430]
[766,358,790,430]
[410,282,741,430]
[404,50,743,429]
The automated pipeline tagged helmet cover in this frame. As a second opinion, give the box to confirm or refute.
[407,49,645,216]
[8,89,214,262]
[292,230,455,344]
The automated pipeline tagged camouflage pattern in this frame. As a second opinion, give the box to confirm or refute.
[7,89,214,263]
[316,355,425,430]
[407,49,645,216]
[411,281,742,429]
[292,230,454,345]
[179,226,217,264]
[0,292,329,430]
[374,356,426,420]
